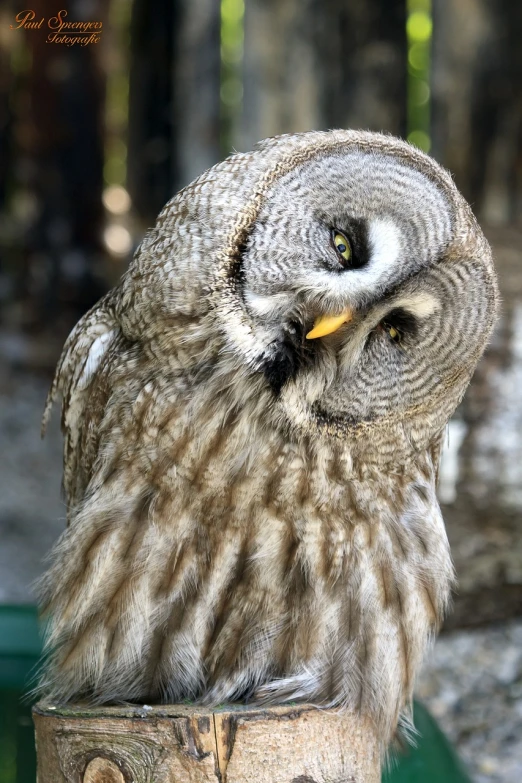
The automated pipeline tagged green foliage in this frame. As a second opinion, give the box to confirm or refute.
[406,0,432,152]
[220,0,244,155]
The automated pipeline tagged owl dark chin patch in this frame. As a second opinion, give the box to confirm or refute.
[260,322,313,395]
[261,337,300,394]
[311,402,376,430]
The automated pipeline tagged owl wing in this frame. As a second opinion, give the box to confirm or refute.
[43,293,119,518]
[429,430,445,488]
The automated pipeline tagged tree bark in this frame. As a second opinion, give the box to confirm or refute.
[33,701,380,783]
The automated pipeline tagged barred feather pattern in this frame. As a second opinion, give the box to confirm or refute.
[38,130,498,750]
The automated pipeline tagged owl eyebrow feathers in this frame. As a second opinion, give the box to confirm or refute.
[390,291,440,319]
[245,291,292,317]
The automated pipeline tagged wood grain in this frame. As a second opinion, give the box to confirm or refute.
[33,701,380,783]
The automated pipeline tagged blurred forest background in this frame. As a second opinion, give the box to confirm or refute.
[0,0,521,781]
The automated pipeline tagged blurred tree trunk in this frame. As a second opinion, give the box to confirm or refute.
[315,0,406,136]
[18,0,107,333]
[172,0,221,190]
[430,1,522,632]
[0,0,14,213]
[241,0,320,148]
[128,0,220,225]
[127,0,176,224]
[432,0,522,224]
[241,0,406,151]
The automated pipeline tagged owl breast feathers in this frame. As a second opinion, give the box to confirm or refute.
[39,130,498,748]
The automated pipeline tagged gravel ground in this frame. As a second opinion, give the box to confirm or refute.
[417,621,522,783]
[0,367,64,603]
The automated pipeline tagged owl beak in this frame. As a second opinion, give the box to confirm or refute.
[305,309,354,339]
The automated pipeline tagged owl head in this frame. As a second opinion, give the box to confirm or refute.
[118,130,498,469]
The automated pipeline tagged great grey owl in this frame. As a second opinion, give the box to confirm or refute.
[39,130,498,748]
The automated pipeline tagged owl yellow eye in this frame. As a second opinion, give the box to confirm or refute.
[332,230,352,265]
[382,322,402,343]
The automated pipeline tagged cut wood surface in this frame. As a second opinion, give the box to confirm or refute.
[33,701,380,783]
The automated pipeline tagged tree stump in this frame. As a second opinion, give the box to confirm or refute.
[33,701,380,783]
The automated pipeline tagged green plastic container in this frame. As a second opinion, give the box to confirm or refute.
[0,606,40,783]
[383,702,472,783]
[0,605,471,783]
